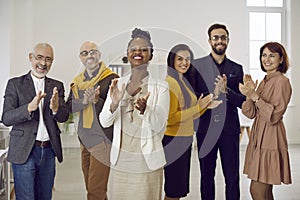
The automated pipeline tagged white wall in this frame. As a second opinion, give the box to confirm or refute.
[286,0,300,143]
[0,0,13,115]
[0,0,299,143]
[5,0,248,86]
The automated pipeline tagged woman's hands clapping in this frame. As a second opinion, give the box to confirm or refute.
[197,93,222,110]
[109,78,125,112]
[135,92,150,115]
[239,74,258,98]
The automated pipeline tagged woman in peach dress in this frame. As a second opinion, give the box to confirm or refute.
[239,42,292,200]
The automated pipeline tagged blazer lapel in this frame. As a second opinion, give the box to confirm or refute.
[44,77,52,112]
[199,56,220,93]
[23,72,41,120]
[24,72,37,101]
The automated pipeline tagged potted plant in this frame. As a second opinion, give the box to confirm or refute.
[59,113,77,135]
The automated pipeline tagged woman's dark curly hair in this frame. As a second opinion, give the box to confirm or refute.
[127,28,154,60]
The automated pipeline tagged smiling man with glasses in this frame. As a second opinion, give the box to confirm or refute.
[29,44,54,78]
[1,43,69,200]
[187,23,246,200]
[79,49,100,57]
[31,53,54,63]
[210,35,229,42]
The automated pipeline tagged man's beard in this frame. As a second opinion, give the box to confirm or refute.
[212,44,227,55]
[31,64,48,78]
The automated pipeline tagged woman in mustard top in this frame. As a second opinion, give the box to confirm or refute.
[163,44,222,200]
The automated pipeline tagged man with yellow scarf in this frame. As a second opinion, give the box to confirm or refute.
[67,41,119,200]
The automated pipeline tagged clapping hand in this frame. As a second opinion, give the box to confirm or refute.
[93,86,100,103]
[28,91,46,113]
[82,86,101,105]
[214,74,227,98]
[50,87,59,113]
[135,92,150,115]
[197,93,222,110]
[239,74,258,97]
[208,99,222,109]
[109,78,125,112]
[197,93,213,110]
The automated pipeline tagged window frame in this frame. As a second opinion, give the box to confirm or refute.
[247,0,287,76]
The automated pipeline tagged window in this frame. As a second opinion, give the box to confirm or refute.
[247,0,286,81]
[247,0,283,7]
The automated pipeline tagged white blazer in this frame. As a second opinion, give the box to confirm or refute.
[99,73,170,170]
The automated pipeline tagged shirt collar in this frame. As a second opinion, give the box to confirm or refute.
[83,64,100,80]
[264,71,281,81]
[31,73,45,83]
[209,53,227,66]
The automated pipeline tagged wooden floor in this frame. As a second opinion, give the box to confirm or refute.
[1,143,300,200]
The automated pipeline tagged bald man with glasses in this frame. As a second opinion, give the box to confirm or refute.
[67,41,118,200]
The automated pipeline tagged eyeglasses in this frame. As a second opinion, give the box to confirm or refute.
[32,54,53,63]
[210,35,229,41]
[79,49,99,57]
[128,46,151,53]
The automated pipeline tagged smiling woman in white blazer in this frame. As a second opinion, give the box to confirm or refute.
[99,28,169,200]
[100,74,169,170]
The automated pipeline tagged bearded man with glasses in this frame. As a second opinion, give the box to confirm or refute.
[187,23,246,200]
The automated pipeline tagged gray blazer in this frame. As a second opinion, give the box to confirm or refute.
[1,72,69,164]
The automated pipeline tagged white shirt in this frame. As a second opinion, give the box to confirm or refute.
[31,74,50,141]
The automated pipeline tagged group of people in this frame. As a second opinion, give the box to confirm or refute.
[1,23,292,200]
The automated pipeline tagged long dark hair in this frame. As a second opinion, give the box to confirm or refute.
[167,44,195,109]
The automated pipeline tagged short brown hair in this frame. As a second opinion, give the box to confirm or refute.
[208,23,229,38]
[259,42,289,73]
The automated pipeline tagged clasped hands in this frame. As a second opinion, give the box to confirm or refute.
[197,74,227,110]
[213,74,227,98]
[28,87,60,113]
[82,86,100,105]
[239,74,258,101]
[197,74,226,110]
[109,78,149,114]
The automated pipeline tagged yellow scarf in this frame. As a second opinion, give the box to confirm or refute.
[71,62,116,128]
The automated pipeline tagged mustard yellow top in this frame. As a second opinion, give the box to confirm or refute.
[165,76,206,137]
[70,62,116,128]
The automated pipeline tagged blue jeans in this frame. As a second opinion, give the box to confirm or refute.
[12,145,56,200]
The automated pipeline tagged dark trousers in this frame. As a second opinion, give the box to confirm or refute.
[197,132,240,200]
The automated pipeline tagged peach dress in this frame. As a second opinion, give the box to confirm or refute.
[242,72,292,185]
